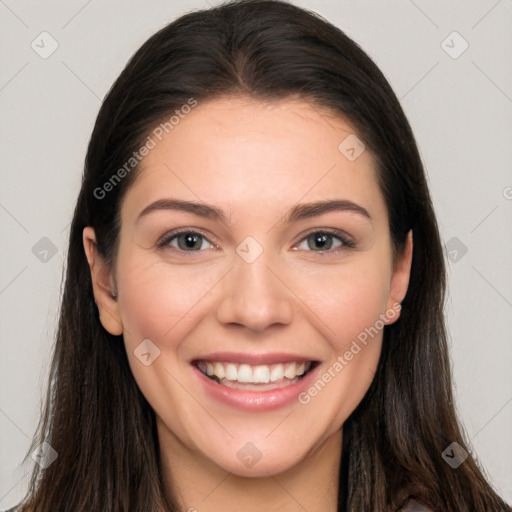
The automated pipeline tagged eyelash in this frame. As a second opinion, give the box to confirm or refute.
[156,228,356,257]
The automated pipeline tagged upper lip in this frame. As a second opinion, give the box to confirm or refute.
[192,352,319,365]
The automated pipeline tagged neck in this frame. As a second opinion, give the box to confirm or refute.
[157,418,342,512]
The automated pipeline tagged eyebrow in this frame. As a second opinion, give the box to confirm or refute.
[136,198,371,225]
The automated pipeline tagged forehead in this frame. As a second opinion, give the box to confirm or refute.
[121,95,387,227]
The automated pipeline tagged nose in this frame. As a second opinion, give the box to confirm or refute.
[216,253,295,333]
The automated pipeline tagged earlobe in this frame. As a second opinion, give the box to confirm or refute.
[83,227,123,336]
[384,230,413,325]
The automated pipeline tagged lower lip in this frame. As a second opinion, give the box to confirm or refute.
[192,363,320,412]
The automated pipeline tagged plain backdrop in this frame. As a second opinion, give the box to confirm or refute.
[1,0,511,508]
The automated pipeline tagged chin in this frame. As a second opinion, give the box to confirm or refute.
[200,432,321,478]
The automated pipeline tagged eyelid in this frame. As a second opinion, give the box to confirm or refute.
[156,227,218,251]
[156,227,356,254]
[295,227,355,249]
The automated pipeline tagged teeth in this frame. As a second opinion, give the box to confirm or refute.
[270,364,284,382]
[253,365,270,383]
[237,364,252,383]
[197,360,312,384]
[225,363,238,381]
[213,362,225,379]
[284,362,297,379]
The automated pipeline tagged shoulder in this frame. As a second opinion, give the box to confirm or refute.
[398,496,434,511]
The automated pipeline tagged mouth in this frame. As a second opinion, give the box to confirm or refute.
[193,359,320,392]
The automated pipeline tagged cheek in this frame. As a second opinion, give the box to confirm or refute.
[114,255,217,422]
[295,264,389,431]
[297,257,391,350]
[116,256,219,345]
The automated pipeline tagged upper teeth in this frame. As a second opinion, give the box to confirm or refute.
[197,361,311,384]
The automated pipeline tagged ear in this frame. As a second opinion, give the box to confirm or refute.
[83,226,123,336]
[384,230,413,325]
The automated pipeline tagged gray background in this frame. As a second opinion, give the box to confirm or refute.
[1,0,511,508]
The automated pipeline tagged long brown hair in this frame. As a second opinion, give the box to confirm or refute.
[18,1,510,510]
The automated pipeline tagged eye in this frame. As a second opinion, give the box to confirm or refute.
[294,230,355,254]
[156,228,355,256]
[157,229,217,254]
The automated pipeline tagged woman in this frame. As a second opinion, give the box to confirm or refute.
[9,0,510,511]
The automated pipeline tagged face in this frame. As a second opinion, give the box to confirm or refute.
[84,95,412,478]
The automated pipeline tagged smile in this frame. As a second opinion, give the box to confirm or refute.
[196,360,315,390]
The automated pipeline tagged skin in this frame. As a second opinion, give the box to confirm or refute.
[84,95,413,511]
